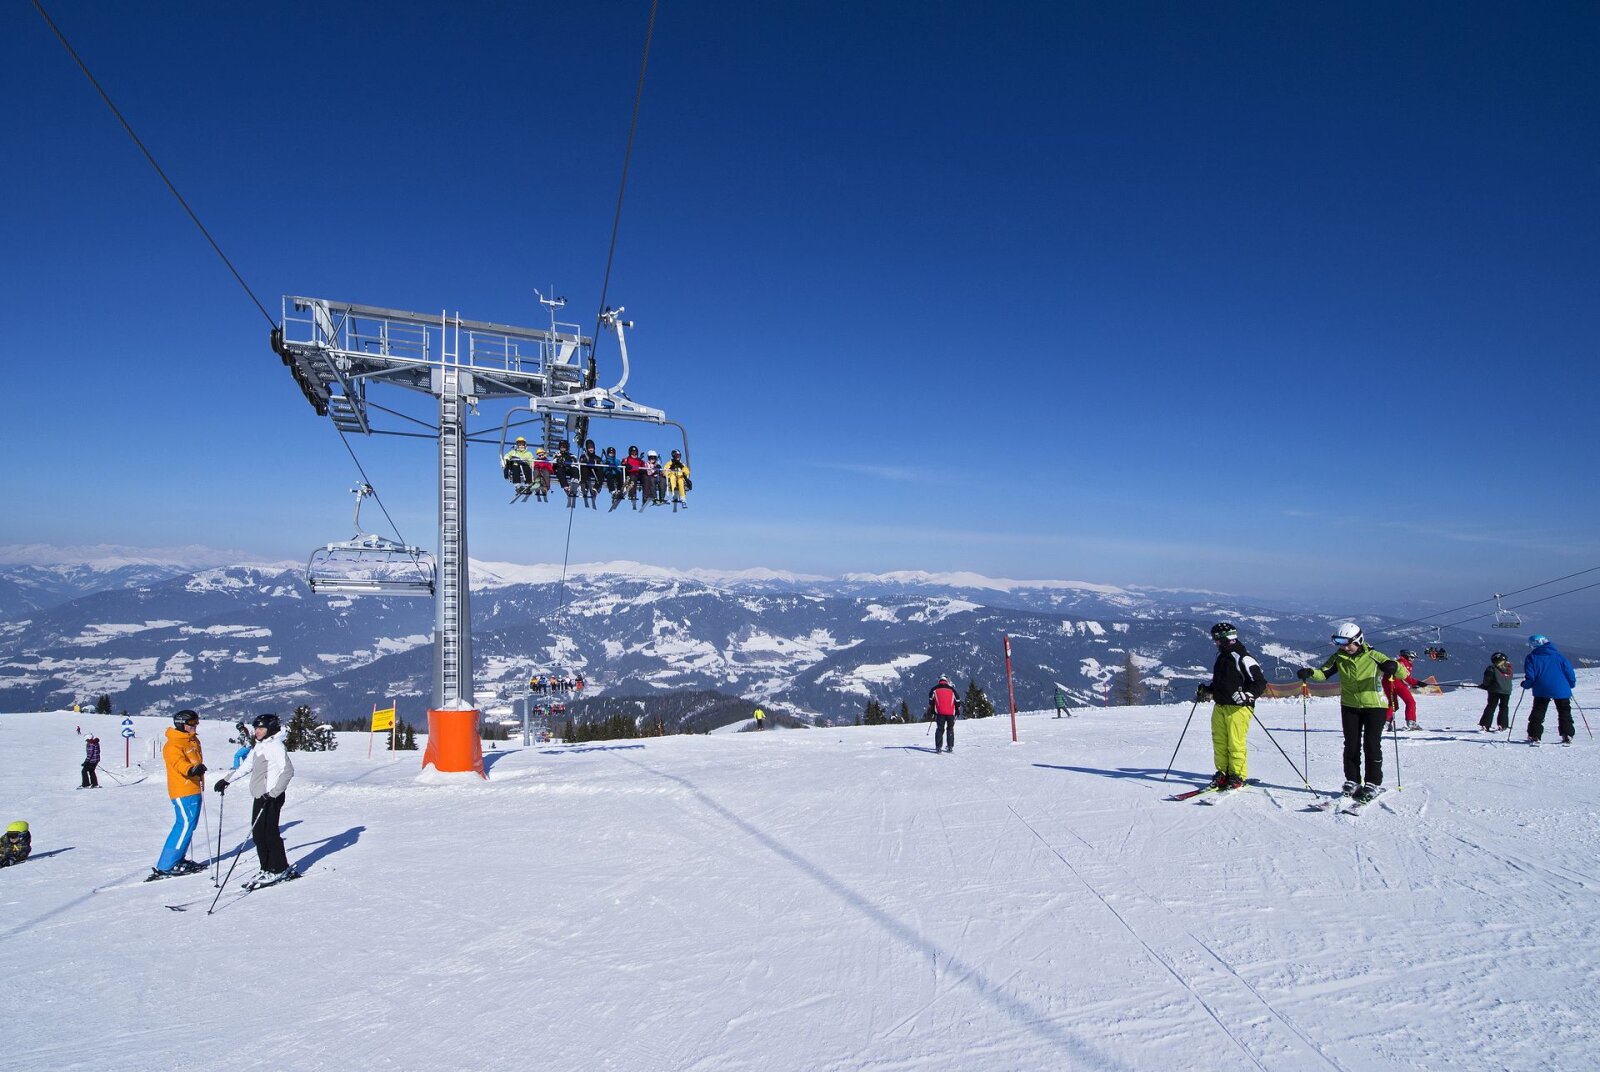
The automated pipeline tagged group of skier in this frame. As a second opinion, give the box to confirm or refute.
[147,709,298,890]
[502,436,690,511]
[1191,621,1581,808]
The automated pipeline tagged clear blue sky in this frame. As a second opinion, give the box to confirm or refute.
[4,1,1597,616]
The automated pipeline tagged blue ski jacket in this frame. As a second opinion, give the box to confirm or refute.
[1522,643,1576,699]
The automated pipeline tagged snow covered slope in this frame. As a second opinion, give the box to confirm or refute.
[5,678,1599,1070]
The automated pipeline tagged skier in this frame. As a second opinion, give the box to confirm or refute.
[1193,622,1267,791]
[1522,634,1577,745]
[81,735,101,789]
[153,710,208,879]
[665,449,691,509]
[579,440,605,509]
[1053,686,1071,718]
[643,450,667,505]
[601,446,625,509]
[213,712,297,889]
[622,446,646,508]
[502,436,535,495]
[532,448,555,502]
[1297,623,1400,804]
[753,707,766,731]
[1383,649,1426,731]
[929,676,960,753]
[553,441,581,508]
[0,821,30,867]
[1476,652,1514,731]
[230,721,253,770]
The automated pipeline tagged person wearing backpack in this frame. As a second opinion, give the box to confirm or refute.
[1475,652,1514,731]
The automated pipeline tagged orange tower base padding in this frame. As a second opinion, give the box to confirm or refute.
[422,708,486,777]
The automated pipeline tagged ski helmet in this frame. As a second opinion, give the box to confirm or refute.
[1209,622,1238,642]
[1491,651,1508,662]
[1331,623,1363,646]
[1398,649,1417,660]
[172,709,200,730]
[252,712,282,736]
[514,436,526,445]
[4,820,26,836]
[1528,634,1550,648]
[938,676,949,684]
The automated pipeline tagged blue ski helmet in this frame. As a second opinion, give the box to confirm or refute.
[1528,634,1550,648]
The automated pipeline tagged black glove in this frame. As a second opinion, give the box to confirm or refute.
[1194,684,1212,703]
[213,779,228,794]
[1296,668,1314,682]
[1379,660,1398,676]
[186,763,206,777]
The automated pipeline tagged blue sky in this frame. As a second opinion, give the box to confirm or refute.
[4,1,1597,618]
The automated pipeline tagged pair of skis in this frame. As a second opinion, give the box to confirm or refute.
[1303,787,1384,816]
[1165,783,1245,803]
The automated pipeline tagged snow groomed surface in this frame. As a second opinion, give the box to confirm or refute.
[4,678,1599,1071]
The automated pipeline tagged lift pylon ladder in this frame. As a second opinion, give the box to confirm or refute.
[274,297,668,726]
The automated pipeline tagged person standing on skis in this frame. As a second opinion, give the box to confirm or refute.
[1298,623,1400,804]
[81,735,101,789]
[154,710,207,879]
[1383,649,1426,731]
[1193,622,1267,791]
[1476,652,1514,731]
[928,676,960,753]
[1522,634,1578,745]
[214,713,297,889]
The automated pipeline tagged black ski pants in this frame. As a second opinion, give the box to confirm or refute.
[1341,706,1387,785]
[1527,697,1574,741]
[934,715,955,751]
[1479,693,1510,730]
[81,760,98,787]
[251,793,289,874]
[505,460,532,485]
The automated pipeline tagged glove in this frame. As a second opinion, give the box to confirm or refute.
[1231,690,1253,706]
[213,778,228,794]
[1296,668,1314,682]
[1379,660,1398,676]
[1520,681,1529,690]
[185,764,206,777]
[1194,684,1212,703]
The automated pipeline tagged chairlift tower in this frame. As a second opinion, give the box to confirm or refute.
[272,295,684,773]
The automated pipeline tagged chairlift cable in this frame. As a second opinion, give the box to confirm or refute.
[333,427,414,556]
[31,0,276,329]
[1381,564,1600,636]
[582,0,660,442]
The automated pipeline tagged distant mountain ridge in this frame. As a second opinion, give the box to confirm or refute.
[4,555,1545,729]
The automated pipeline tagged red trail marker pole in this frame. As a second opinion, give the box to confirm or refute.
[1003,635,1019,743]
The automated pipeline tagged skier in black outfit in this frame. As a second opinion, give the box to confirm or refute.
[928,676,960,753]
[1476,652,1514,731]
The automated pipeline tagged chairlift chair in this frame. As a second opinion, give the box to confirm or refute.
[497,306,690,506]
[305,484,436,597]
[1492,593,1522,629]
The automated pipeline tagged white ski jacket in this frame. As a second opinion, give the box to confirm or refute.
[220,733,293,798]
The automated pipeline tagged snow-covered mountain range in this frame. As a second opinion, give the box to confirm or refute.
[0,555,1539,727]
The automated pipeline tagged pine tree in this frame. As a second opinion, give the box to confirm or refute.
[896,700,912,724]
[283,705,316,751]
[862,699,888,726]
[963,680,995,719]
[94,694,112,715]
[1112,651,1145,706]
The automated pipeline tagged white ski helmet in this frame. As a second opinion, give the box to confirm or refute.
[1331,622,1363,646]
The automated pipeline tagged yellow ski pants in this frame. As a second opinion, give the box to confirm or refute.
[1211,703,1252,779]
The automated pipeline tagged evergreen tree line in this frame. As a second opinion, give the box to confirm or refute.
[560,711,686,744]
[859,680,996,726]
[324,714,419,750]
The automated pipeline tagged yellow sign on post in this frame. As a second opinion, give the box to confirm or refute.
[371,706,396,731]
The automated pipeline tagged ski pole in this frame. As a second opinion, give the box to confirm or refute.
[209,798,269,916]
[213,789,226,886]
[1300,685,1310,785]
[198,792,215,886]
[1574,699,1593,740]
[1161,700,1201,782]
[1390,712,1402,790]
[1506,691,1527,743]
[1248,709,1310,788]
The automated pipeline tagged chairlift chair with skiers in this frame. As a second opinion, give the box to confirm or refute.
[305,484,436,597]
[497,302,690,510]
[1423,625,1449,661]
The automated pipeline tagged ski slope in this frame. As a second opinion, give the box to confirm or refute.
[4,678,1599,1071]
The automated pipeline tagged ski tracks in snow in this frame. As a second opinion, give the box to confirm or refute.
[978,779,1347,1072]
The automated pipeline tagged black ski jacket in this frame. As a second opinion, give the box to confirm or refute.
[1208,642,1268,708]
